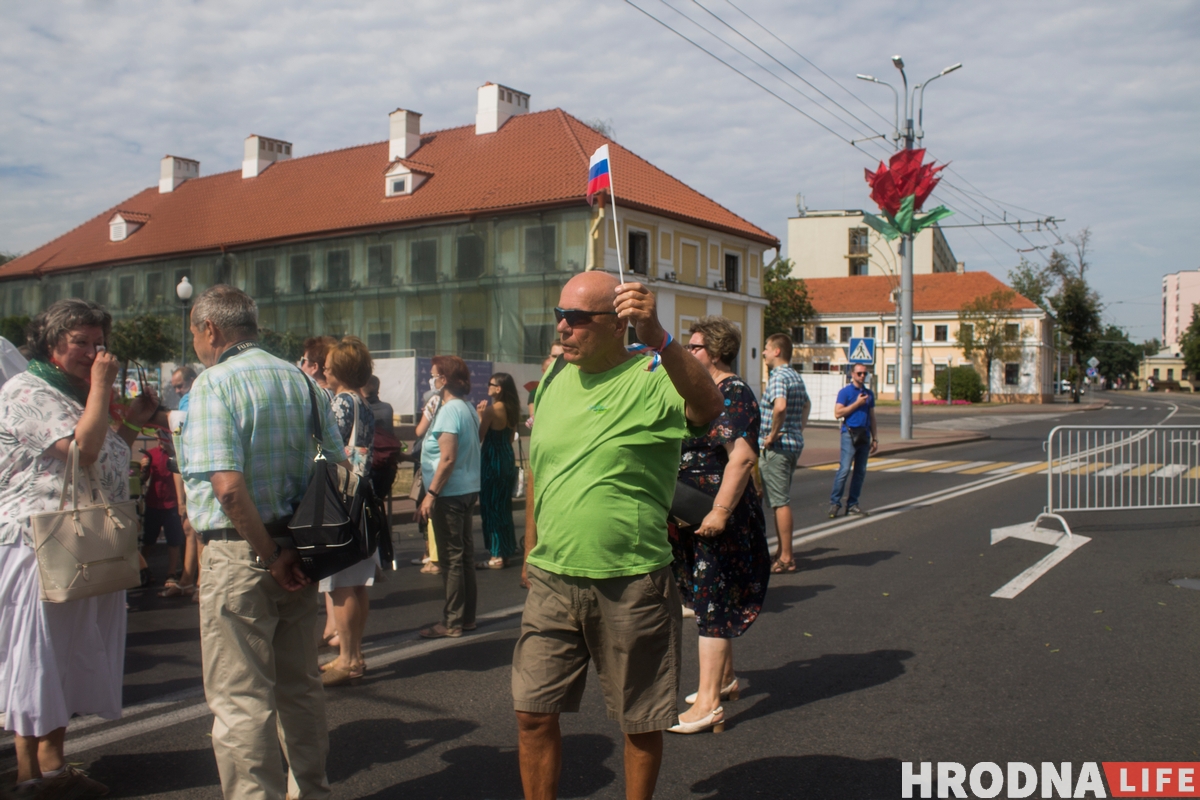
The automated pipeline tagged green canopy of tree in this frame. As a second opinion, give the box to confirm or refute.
[1007,257,1053,312]
[259,329,306,364]
[0,252,19,267]
[1007,228,1103,403]
[108,315,180,398]
[1141,337,1162,357]
[1180,305,1200,380]
[931,365,984,403]
[0,315,30,347]
[1089,325,1140,385]
[955,288,1022,401]
[762,258,815,338]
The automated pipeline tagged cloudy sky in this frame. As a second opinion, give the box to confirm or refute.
[3,1,1197,340]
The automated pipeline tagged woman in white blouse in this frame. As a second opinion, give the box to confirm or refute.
[0,300,162,798]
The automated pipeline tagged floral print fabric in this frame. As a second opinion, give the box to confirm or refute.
[670,375,770,638]
[331,391,374,479]
[0,372,131,547]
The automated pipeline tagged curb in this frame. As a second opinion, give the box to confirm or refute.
[802,431,992,469]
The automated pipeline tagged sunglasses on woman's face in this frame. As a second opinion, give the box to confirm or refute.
[685,343,707,353]
[554,307,618,327]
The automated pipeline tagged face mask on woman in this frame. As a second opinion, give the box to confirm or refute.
[429,377,439,392]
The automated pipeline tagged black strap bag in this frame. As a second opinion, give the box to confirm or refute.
[287,381,377,581]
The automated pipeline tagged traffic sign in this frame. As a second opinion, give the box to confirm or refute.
[1087,356,1100,368]
[847,337,876,364]
[1086,366,1098,378]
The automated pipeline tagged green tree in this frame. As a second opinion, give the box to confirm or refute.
[955,288,1022,401]
[1051,276,1102,402]
[1141,337,1162,357]
[1044,228,1103,403]
[1179,305,1200,380]
[0,315,30,347]
[762,258,815,338]
[1089,325,1140,386]
[108,315,180,398]
[259,328,306,363]
[1007,258,1053,312]
[0,252,19,267]
[932,365,984,403]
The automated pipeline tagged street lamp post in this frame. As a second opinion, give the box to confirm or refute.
[176,276,193,371]
[857,56,961,439]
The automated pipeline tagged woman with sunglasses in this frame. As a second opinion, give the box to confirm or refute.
[476,373,521,569]
[667,316,769,736]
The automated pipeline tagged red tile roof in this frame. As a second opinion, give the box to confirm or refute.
[1,109,776,279]
[804,272,1040,315]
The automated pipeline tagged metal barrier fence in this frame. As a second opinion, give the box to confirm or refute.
[1039,425,1200,535]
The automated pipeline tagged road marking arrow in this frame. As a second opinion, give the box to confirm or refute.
[989,522,1091,599]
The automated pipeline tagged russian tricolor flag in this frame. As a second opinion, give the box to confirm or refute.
[586,145,611,205]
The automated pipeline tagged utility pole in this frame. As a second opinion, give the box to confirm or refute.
[858,57,961,439]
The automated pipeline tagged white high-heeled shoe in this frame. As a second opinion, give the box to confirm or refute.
[667,706,725,734]
[685,678,739,705]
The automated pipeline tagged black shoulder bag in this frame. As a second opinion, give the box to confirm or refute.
[287,380,377,581]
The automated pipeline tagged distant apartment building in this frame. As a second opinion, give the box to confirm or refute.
[0,82,775,380]
[1162,268,1200,348]
[786,207,959,280]
[790,272,1054,403]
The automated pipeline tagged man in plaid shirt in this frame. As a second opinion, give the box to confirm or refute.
[759,333,810,574]
[181,286,344,800]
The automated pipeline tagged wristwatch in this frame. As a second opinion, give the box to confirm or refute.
[260,544,283,568]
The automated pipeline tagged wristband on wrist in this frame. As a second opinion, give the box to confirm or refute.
[714,502,733,514]
[427,489,440,498]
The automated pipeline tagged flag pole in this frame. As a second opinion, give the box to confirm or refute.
[607,170,626,285]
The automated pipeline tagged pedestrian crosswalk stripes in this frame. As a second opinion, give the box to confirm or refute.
[808,457,1197,477]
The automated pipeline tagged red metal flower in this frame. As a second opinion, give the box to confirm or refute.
[864,148,946,217]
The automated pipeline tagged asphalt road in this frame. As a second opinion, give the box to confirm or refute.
[4,391,1198,799]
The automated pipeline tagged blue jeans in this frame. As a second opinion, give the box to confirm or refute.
[830,429,871,508]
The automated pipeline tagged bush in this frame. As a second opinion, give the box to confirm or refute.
[932,365,984,403]
[0,315,30,347]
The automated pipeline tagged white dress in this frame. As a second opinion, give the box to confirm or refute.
[0,372,128,737]
[317,392,380,591]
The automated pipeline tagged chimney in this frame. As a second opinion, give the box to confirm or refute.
[956,261,965,274]
[475,82,529,135]
[160,155,199,193]
[242,135,292,178]
[389,109,422,160]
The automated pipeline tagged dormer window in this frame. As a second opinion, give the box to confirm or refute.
[384,159,430,197]
[108,211,149,242]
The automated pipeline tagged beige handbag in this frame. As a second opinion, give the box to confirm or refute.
[29,441,140,602]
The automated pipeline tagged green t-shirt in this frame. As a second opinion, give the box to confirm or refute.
[528,355,700,579]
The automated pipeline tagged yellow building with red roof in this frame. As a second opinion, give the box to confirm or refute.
[1,82,776,384]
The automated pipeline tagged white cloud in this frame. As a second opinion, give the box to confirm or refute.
[1,0,1197,339]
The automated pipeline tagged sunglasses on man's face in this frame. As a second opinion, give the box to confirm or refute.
[554,307,618,327]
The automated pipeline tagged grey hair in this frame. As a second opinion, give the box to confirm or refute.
[689,315,742,366]
[191,285,258,340]
[27,298,112,360]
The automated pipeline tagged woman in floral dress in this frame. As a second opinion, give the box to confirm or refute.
[0,299,164,797]
[667,316,770,735]
[317,337,376,687]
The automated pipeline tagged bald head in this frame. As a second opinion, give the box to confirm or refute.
[561,271,620,311]
[557,271,629,371]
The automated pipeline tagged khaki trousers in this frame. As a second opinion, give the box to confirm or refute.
[199,540,330,800]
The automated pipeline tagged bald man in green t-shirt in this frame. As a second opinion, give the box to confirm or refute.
[514,271,723,800]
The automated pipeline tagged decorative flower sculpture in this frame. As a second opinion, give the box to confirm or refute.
[862,148,952,240]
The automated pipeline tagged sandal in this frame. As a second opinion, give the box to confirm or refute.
[419,623,462,639]
[770,559,797,574]
[159,582,196,597]
[420,561,442,575]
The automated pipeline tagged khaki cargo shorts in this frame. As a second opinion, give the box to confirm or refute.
[512,564,682,734]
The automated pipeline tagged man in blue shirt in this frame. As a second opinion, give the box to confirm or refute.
[829,364,878,518]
